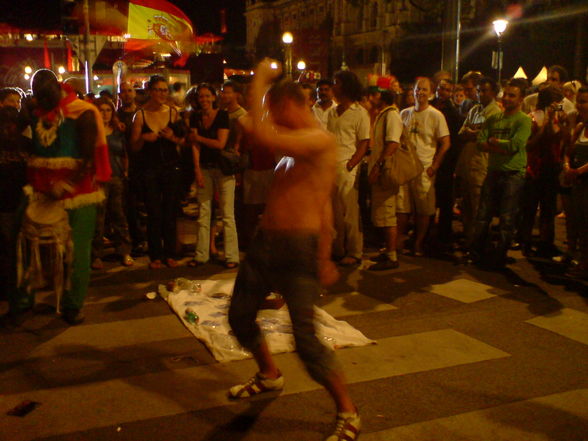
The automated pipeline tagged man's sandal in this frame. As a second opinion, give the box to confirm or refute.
[338,256,361,267]
[122,255,134,267]
[165,258,178,268]
[149,260,163,269]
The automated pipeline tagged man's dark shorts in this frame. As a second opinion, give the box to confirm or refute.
[228,229,339,385]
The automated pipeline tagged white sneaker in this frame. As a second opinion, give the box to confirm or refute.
[324,411,361,441]
[228,372,284,399]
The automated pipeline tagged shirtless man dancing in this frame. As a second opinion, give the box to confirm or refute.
[227,60,361,441]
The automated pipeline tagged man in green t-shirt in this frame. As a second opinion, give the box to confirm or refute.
[468,79,532,269]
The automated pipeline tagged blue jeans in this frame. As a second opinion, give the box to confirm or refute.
[471,171,525,265]
[518,172,559,248]
[571,177,588,263]
[195,168,239,263]
[228,229,338,386]
[92,176,132,259]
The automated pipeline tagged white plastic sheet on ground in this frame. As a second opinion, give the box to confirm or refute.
[162,277,375,362]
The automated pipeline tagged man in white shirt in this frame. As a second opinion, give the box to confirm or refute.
[313,79,337,129]
[397,78,450,256]
[366,90,403,270]
[327,71,370,266]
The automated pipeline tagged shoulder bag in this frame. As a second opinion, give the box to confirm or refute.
[378,107,424,189]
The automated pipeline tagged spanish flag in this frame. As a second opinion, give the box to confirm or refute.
[127,0,193,42]
[126,0,194,65]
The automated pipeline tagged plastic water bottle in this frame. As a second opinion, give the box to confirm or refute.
[185,308,199,324]
[158,284,170,300]
[177,278,202,295]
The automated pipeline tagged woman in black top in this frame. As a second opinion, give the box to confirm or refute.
[130,75,185,269]
[187,84,239,268]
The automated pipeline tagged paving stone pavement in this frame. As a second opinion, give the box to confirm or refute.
[1,218,587,441]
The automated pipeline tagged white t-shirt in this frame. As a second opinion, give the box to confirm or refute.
[312,101,337,129]
[368,107,403,172]
[400,105,450,167]
[326,103,371,165]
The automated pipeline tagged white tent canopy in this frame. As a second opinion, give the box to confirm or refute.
[513,66,527,79]
[532,66,548,86]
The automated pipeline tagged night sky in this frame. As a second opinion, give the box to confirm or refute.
[170,0,245,41]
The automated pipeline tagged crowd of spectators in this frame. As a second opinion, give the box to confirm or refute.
[1,62,588,326]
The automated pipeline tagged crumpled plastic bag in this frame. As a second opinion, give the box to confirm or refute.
[162,277,375,362]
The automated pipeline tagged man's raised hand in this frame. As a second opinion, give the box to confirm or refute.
[255,59,282,84]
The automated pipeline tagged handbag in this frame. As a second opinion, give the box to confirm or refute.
[218,148,241,176]
[377,108,424,189]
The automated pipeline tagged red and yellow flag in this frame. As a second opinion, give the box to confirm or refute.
[127,0,193,42]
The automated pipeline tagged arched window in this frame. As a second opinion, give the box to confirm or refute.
[356,48,364,65]
[358,5,364,32]
[370,2,378,29]
[369,46,379,64]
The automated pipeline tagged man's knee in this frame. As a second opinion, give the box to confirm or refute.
[295,332,337,385]
[228,308,260,350]
[500,211,516,231]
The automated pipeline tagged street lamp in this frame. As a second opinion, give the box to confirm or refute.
[282,31,293,78]
[297,60,306,71]
[281,31,293,44]
[492,19,508,85]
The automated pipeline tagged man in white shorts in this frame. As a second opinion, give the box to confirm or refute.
[397,77,450,256]
[367,90,403,270]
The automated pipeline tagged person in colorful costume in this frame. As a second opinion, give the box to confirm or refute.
[6,69,110,326]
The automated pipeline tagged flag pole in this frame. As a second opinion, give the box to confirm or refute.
[83,0,93,94]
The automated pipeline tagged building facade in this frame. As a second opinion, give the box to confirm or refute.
[245,0,478,81]
[245,0,334,76]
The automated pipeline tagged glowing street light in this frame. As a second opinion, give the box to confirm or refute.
[297,60,306,71]
[24,73,30,80]
[24,34,33,41]
[492,19,508,37]
[282,31,293,78]
[491,19,509,85]
[24,66,32,74]
[58,66,66,74]
[270,61,278,70]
